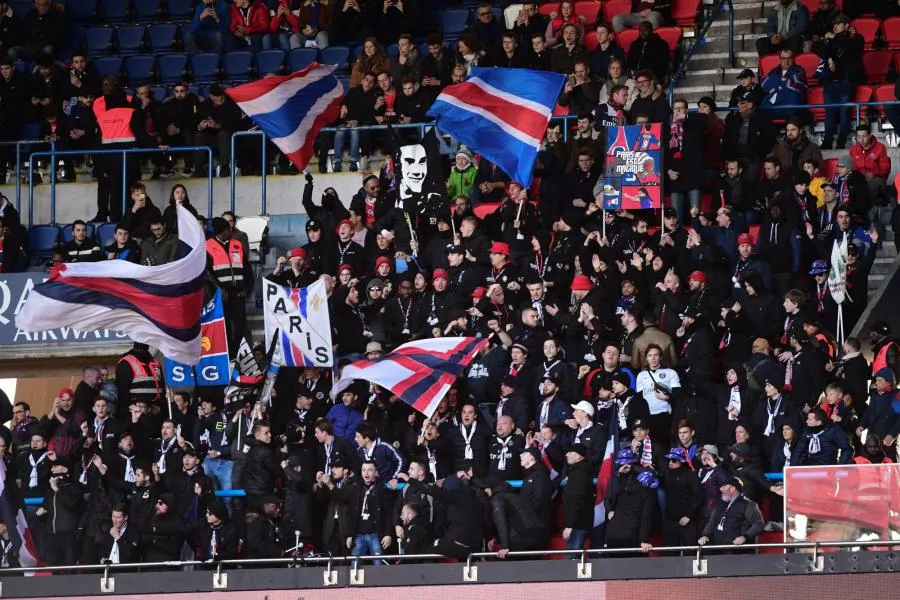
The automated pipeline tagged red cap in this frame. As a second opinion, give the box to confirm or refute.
[58,387,74,399]
[375,256,391,269]
[289,247,306,259]
[338,263,353,274]
[688,270,706,284]
[336,219,353,233]
[737,233,753,246]
[471,286,486,298]
[490,241,510,255]
[432,268,449,281]
[570,275,594,291]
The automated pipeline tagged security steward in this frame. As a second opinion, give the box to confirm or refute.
[115,342,164,418]
[206,217,253,357]
[92,76,157,223]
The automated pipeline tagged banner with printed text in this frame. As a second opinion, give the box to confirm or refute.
[601,123,663,210]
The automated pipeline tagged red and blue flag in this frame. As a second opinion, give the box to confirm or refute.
[427,67,565,187]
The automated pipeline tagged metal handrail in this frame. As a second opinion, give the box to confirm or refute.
[1,538,896,575]
[27,146,214,227]
[0,139,54,213]
[668,0,735,105]
[230,130,268,215]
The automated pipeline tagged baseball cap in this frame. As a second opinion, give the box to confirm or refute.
[570,400,595,417]
[737,68,755,80]
[490,241,510,255]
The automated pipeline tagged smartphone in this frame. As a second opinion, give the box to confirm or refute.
[567,74,576,86]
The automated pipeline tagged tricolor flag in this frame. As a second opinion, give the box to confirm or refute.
[332,337,488,418]
[225,63,344,172]
[0,460,40,569]
[15,205,206,364]
[164,289,230,386]
[427,67,565,187]
[593,420,619,529]
[263,278,333,368]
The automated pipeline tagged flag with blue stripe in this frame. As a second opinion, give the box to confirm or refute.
[427,67,565,187]
[263,278,333,367]
[225,63,344,173]
[164,289,230,386]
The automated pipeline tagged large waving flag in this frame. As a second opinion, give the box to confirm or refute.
[263,277,333,367]
[0,460,40,569]
[427,67,565,187]
[225,63,344,172]
[164,289,230,386]
[15,205,205,364]
[332,337,488,418]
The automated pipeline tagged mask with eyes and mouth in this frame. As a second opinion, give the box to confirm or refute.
[399,143,428,197]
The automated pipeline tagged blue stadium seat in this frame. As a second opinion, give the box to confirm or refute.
[385,43,399,59]
[116,26,146,55]
[289,48,317,72]
[441,9,470,42]
[61,222,96,244]
[96,222,119,249]
[66,0,99,23]
[133,0,162,22]
[9,1,32,19]
[125,55,155,85]
[190,52,220,83]
[148,23,179,53]
[27,225,61,261]
[84,26,114,56]
[319,46,350,71]
[149,85,168,102]
[158,53,188,83]
[255,49,285,76]
[166,0,194,20]
[98,0,131,23]
[223,51,253,82]
[188,84,203,97]
[93,56,123,78]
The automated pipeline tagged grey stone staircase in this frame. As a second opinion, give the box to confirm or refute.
[672,0,776,106]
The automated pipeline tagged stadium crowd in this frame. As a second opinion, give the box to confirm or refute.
[1,0,900,574]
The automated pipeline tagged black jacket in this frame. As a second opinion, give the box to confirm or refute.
[661,465,703,522]
[195,520,240,561]
[626,33,670,82]
[244,437,281,499]
[407,479,485,546]
[488,486,546,549]
[99,524,141,563]
[40,479,83,535]
[243,514,284,558]
[562,460,595,531]
[519,462,553,527]
[605,472,658,545]
[723,111,776,163]
[701,494,764,545]
[140,512,188,562]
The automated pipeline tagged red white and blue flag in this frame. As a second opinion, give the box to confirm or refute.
[593,421,619,529]
[226,63,344,173]
[15,205,206,364]
[332,337,488,418]
[0,460,40,569]
[427,67,565,187]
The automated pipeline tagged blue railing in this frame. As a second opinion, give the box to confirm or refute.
[26,146,214,227]
[0,139,55,213]
[668,0,735,106]
[20,471,784,505]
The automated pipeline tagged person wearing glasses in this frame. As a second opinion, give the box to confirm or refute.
[140,493,188,565]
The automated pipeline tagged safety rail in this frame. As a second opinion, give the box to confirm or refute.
[19,471,784,506]
[0,538,895,576]
[0,139,54,213]
[668,0,735,105]
[26,146,214,227]
[229,130,267,215]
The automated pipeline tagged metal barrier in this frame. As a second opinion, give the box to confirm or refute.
[229,130,267,215]
[27,146,213,227]
[0,139,54,213]
[0,538,896,576]
[668,0,735,105]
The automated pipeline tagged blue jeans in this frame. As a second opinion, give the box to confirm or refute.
[183,30,224,54]
[203,457,234,509]
[351,532,386,566]
[566,528,588,558]
[824,80,853,148]
[670,189,701,223]
[333,127,360,169]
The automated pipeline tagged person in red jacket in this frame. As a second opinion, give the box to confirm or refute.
[849,123,892,223]
[269,0,300,51]
[229,0,272,54]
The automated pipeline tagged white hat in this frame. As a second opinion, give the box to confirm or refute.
[570,400,595,417]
